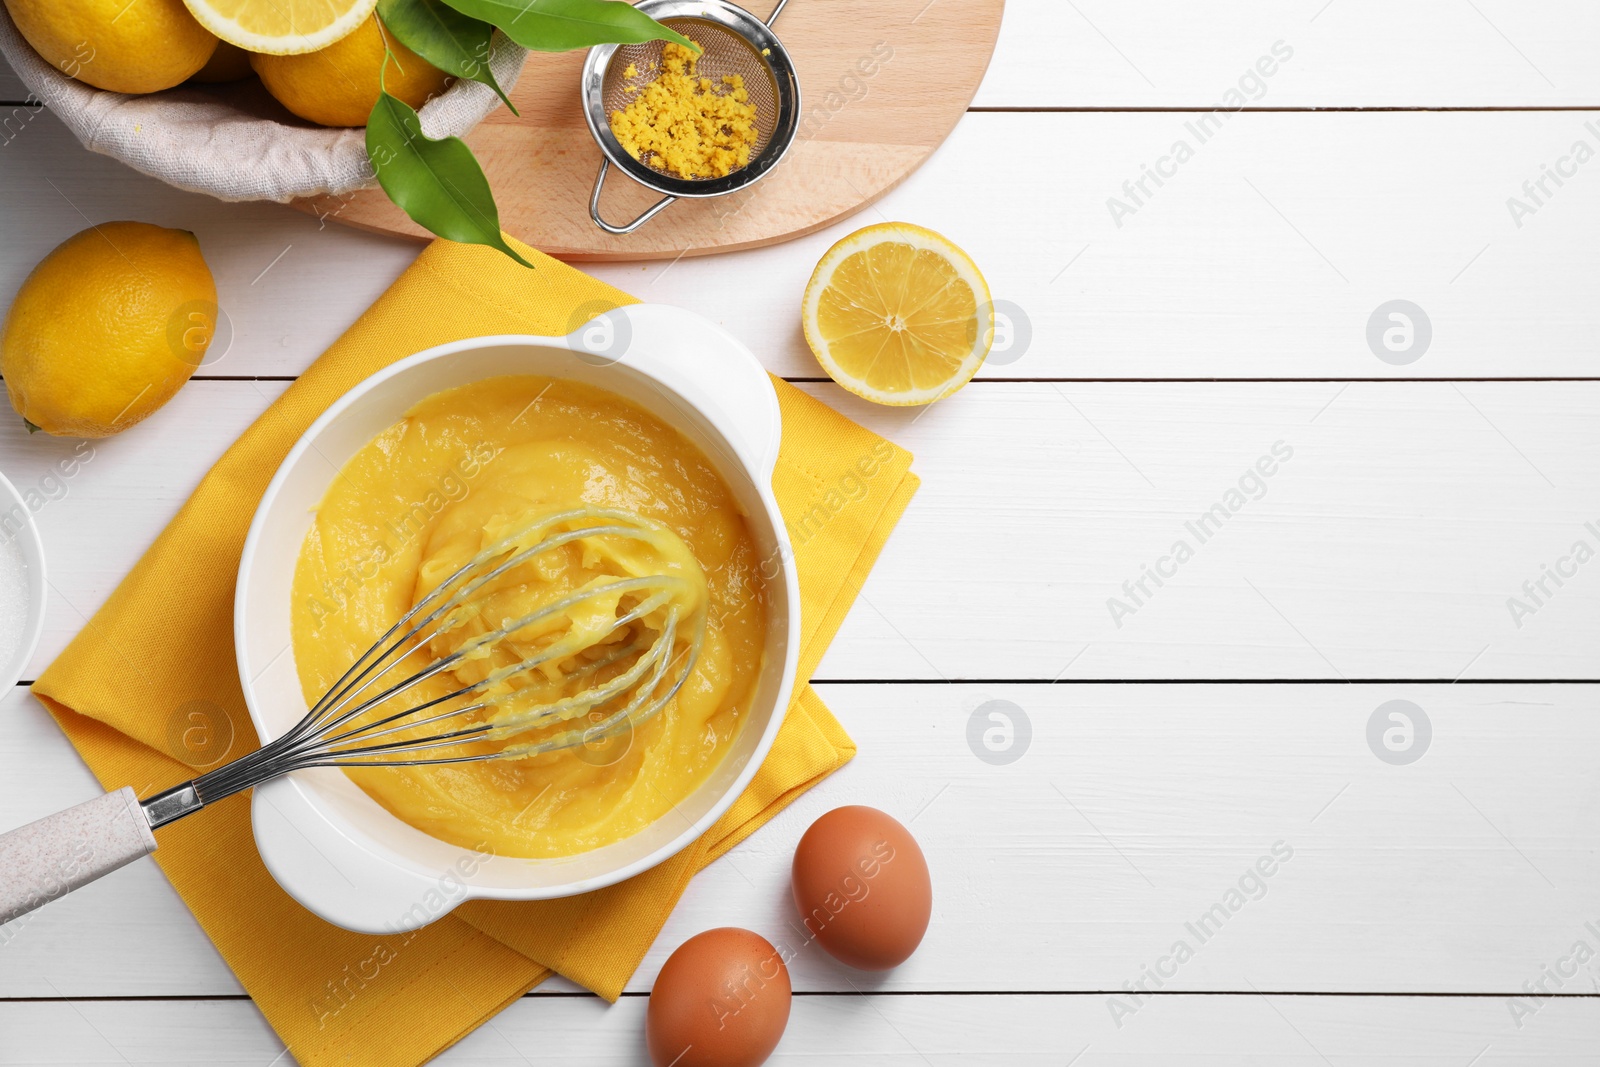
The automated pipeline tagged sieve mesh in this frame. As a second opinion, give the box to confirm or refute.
[600,17,782,180]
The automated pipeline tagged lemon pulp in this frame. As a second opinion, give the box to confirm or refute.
[802,222,993,406]
[181,0,378,54]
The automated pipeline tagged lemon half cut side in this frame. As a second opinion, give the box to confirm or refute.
[801,222,994,407]
[182,0,379,55]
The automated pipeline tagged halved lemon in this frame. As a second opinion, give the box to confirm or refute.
[801,222,993,406]
[181,0,378,54]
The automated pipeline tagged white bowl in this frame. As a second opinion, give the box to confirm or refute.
[235,304,797,933]
[0,470,47,690]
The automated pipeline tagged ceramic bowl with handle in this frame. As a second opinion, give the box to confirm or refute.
[0,469,47,692]
[234,304,797,933]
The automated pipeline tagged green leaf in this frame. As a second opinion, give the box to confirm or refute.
[366,90,534,269]
[377,0,518,115]
[439,0,698,52]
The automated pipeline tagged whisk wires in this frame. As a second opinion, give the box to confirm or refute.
[194,508,707,804]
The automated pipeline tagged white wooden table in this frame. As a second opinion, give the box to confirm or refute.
[4,1,1600,1061]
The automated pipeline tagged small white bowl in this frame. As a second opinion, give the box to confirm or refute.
[0,469,48,690]
[235,305,798,933]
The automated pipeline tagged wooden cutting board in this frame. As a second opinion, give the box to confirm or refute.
[297,0,1004,260]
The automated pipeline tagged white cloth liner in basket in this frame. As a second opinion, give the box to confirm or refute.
[0,4,526,203]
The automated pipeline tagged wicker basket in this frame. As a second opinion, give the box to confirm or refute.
[0,5,526,204]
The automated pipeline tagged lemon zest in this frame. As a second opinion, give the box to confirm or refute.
[608,41,758,180]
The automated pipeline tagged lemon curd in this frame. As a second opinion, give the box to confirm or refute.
[289,376,768,858]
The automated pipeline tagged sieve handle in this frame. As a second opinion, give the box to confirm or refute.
[590,159,678,234]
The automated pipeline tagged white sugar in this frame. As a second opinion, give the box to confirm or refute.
[0,532,27,668]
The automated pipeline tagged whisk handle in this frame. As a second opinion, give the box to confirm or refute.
[0,786,156,926]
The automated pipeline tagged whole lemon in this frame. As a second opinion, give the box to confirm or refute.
[1,223,218,438]
[251,15,452,127]
[4,0,217,94]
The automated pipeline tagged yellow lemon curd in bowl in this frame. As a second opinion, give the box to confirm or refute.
[288,376,769,858]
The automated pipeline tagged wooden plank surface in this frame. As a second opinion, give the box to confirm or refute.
[1,380,1594,682]
[6,683,1599,997]
[5,993,1599,1065]
[6,111,1600,380]
[975,0,1600,108]
[7,2,1600,109]
[3,1,1599,1064]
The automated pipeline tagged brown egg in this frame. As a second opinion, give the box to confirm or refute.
[791,805,932,970]
[646,927,792,1067]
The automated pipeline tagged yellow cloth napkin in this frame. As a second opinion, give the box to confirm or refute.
[31,238,918,1067]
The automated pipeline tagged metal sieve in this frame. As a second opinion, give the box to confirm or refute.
[581,0,801,234]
